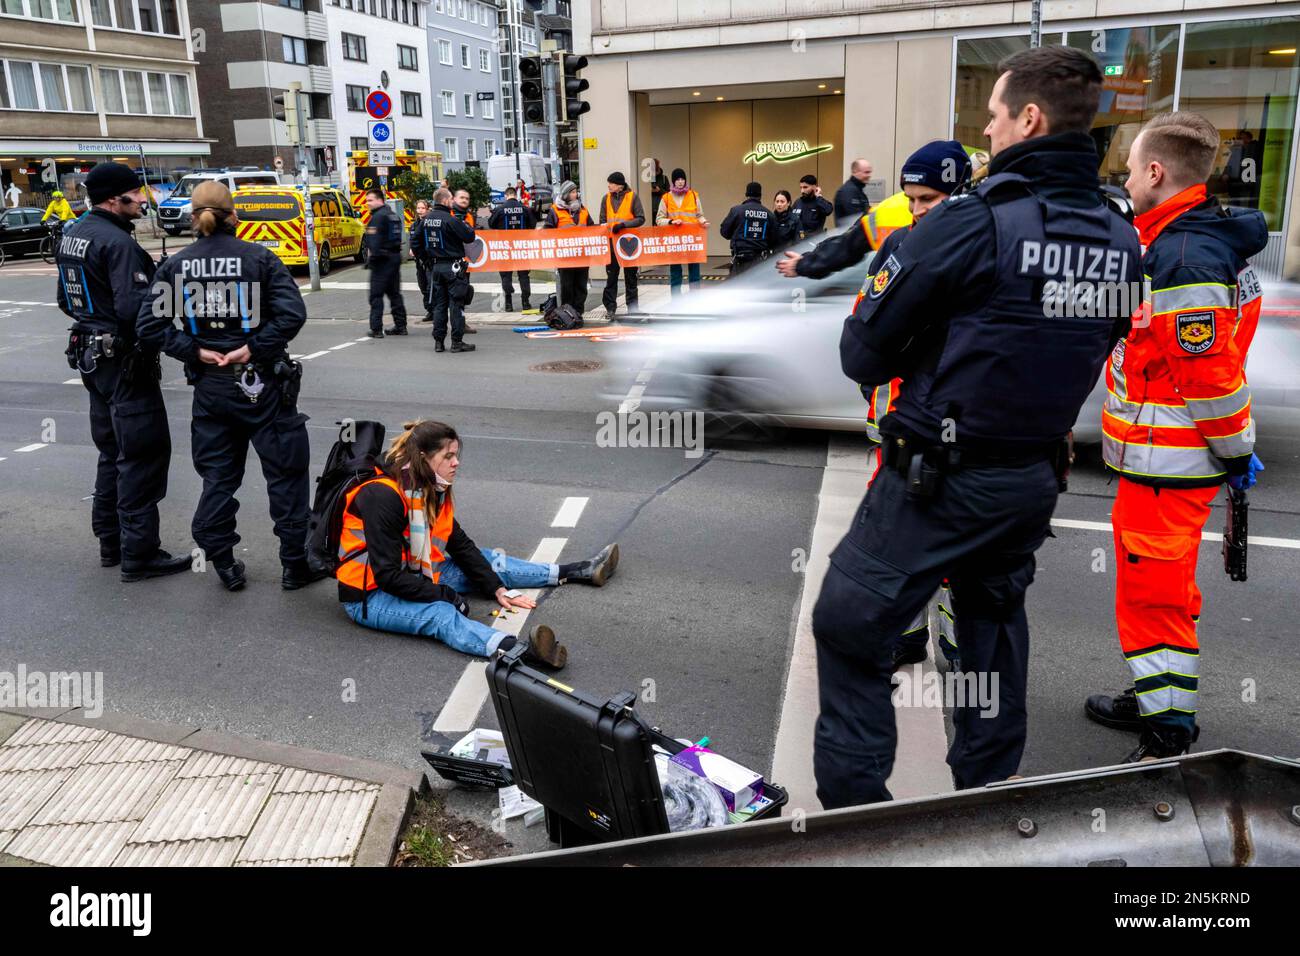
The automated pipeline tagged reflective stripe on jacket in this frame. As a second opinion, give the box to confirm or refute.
[661,190,701,221]
[336,471,455,590]
[1103,185,1264,487]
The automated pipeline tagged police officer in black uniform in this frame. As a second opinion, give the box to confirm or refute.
[364,187,407,338]
[420,187,477,353]
[56,161,190,582]
[488,186,535,312]
[810,46,1141,808]
[791,174,834,240]
[719,182,773,276]
[409,198,434,323]
[136,181,324,593]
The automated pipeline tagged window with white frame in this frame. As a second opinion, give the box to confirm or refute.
[2,0,80,24]
[465,138,476,161]
[460,44,469,69]
[479,49,490,72]
[0,59,95,112]
[481,98,494,120]
[93,66,192,116]
[482,138,495,158]
[442,137,458,162]
[440,90,454,115]
[87,0,180,34]
[463,92,472,117]
[438,39,452,65]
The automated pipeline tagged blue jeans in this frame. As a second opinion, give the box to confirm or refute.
[343,548,558,658]
[669,262,701,295]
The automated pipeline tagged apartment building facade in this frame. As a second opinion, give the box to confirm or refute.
[427,0,504,170]
[0,0,208,205]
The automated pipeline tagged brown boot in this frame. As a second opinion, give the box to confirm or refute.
[522,625,567,670]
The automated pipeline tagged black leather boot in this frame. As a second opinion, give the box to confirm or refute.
[121,549,191,583]
[450,340,476,352]
[558,543,619,586]
[504,294,514,312]
[1085,687,1143,731]
[214,557,247,592]
[282,559,330,591]
[433,339,446,352]
[1125,723,1199,763]
[100,539,121,568]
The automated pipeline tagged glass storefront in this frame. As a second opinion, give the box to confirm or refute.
[954,15,1300,234]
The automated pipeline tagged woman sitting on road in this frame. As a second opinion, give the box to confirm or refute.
[335,420,619,669]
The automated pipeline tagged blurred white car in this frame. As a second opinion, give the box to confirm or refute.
[610,227,1300,443]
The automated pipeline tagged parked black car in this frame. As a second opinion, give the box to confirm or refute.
[0,206,53,258]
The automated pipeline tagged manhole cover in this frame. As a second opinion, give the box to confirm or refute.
[530,360,603,373]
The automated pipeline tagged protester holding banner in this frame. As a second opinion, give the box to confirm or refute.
[543,180,595,319]
[656,168,708,297]
[488,186,536,312]
[600,171,646,322]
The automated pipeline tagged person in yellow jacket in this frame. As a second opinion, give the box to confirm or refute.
[656,167,709,296]
[42,191,76,223]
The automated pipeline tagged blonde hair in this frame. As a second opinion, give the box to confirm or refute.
[386,419,460,526]
[1141,112,1221,187]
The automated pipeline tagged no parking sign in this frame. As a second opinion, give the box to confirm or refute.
[365,90,391,119]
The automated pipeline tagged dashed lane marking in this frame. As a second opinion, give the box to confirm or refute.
[431,535,568,734]
[14,443,47,453]
[298,350,329,360]
[63,378,80,385]
[1051,517,1300,550]
[551,496,588,528]
[0,300,57,307]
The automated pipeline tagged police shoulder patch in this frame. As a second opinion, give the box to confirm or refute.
[133,271,148,283]
[869,254,904,301]
[1176,311,1216,354]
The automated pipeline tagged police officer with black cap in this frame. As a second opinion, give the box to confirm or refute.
[419,187,476,353]
[364,187,408,337]
[136,180,324,593]
[56,160,190,582]
[810,45,1141,809]
[719,182,774,276]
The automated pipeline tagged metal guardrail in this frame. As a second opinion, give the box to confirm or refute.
[477,750,1300,867]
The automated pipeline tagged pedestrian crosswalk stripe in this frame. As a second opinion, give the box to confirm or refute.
[1050,517,1300,550]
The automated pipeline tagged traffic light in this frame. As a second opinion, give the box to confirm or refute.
[272,87,302,145]
[558,54,590,122]
[519,54,546,125]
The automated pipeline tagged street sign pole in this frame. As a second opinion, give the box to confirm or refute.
[303,182,319,292]
[1030,0,1042,47]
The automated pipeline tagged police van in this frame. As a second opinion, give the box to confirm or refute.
[158,168,281,235]
[486,153,553,214]
[231,184,365,276]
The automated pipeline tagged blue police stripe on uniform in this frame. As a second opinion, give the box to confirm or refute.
[80,267,94,314]
[240,280,253,331]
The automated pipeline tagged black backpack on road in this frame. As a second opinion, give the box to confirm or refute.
[306,420,388,575]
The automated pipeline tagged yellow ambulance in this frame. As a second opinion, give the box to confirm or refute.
[231,184,366,275]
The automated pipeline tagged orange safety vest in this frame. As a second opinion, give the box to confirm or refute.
[1103,185,1259,485]
[604,189,634,224]
[336,470,455,591]
[661,189,701,222]
[455,208,475,228]
[554,206,591,228]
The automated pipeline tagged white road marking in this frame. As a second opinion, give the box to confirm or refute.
[328,341,356,350]
[1051,517,1300,550]
[551,496,589,528]
[63,378,81,385]
[14,443,47,453]
[772,436,953,815]
[0,300,56,307]
[431,536,569,733]
[299,350,329,360]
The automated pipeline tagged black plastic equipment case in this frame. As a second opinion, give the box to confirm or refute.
[487,642,787,848]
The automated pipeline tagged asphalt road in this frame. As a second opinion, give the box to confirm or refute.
[2,252,1297,856]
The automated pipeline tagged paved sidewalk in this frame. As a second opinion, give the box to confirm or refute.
[0,709,423,867]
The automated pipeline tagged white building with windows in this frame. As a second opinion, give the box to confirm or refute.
[427,0,504,171]
[0,0,207,206]
[326,0,435,170]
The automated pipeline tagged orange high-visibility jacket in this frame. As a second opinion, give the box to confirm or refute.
[1103,185,1266,487]
[661,189,702,222]
[603,190,635,223]
[553,206,591,228]
[336,471,455,591]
